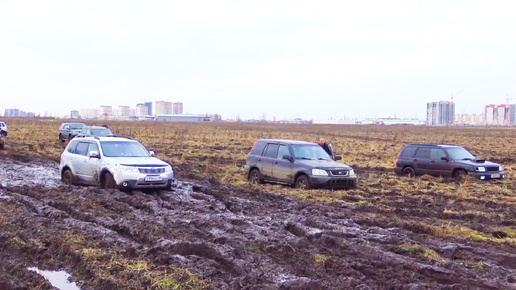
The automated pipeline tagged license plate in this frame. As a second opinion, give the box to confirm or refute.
[491,173,500,179]
[145,176,162,181]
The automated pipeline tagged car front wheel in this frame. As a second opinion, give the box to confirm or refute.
[102,172,117,189]
[295,175,311,189]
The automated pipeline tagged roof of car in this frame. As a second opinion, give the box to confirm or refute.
[406,143,461,148]
[74,135,134,142]
[257,139,317,145]
[83,125,110,129]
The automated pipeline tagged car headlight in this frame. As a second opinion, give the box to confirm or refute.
[349,169,355,176]
[312,169,328,176]
[164,166,173,173]
[476,167,486,172]
[499,165,504,171]
[119,165,139,173]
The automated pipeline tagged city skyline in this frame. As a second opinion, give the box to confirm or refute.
[1,1,516,120]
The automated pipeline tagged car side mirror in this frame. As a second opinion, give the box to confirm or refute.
[335,155,342,161]
[283,155,293,163]
[149,151,155,157]
[89,151,100,158]
[441,156,449,162]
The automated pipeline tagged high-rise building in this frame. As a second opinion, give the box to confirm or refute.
[117,106,131,117]
[99,106,112,118]
[173,102,183,114]
[426,101,455,126]
[510,104,516,125]
[136,102,152,116]
[70,110,80,118]
[155,101,173,115]
[485,104,511,125]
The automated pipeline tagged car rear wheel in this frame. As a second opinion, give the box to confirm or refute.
[62,169,75,185]
[402,167,416,178]
[295,175,311,189]
[248,169,264,184]
[102,172,117,189]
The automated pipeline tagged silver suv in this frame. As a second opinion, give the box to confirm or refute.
[59,122,86,142]
[0,121,7,136]
[59,136,174,190]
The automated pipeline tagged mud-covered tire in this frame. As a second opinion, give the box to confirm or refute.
[102,172,117,189]
[295,175,311,189]
[62,169,75,185]
[59,133,64,142]
[248,169,264,184]
[402,167,416,178]
[0,143,4,150]
[453,169,467,180]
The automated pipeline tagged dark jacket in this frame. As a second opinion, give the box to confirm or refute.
[320,143,334,160]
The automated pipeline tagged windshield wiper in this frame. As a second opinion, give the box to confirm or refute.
[297,157,313,160]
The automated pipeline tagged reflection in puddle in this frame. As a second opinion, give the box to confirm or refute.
[28,267,80,290]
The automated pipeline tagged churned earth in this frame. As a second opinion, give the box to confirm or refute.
[1,155,516,289]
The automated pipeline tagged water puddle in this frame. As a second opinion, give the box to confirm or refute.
[27,267,80,290]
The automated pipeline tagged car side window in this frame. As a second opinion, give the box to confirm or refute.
[264,144,279,158]
[87,143,99,155]
[430,148,447,161]
[277,145,289,159]
[415,147,431,159]
[75,142,90,156]
[67,140,80,153]
[249,141,267,156]
[400,146,417,158]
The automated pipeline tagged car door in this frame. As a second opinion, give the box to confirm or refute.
[413,147,432,175]
[82,142,102,183]
[261,143,279,179]
[272,144,294,183]
[429,148,452,176]
[74,141,99,184]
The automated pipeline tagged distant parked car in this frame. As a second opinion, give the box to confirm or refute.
[394,143,506,180]
[59,135,174,190]
[77,125,113,137]
[0,121,7,137]
[59,122,86,142]
[245,139,357,189]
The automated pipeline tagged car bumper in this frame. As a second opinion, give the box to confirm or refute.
[394,167,402,176]
[468,171,506,180]
[309,175,357,189]
[114,172,175,189]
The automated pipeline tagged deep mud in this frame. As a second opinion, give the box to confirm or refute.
[1,156,516,289]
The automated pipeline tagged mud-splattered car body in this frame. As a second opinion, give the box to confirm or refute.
[59,136,174,190]
[245,139,357,189]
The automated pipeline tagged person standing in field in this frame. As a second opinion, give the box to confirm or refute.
[318,137,335,160]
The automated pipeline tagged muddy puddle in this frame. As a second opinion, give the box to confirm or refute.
[1,155,516,289]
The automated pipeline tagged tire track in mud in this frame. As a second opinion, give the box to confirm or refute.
[1,156,516,289]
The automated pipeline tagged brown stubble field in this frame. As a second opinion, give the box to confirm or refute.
[2,118,516,288]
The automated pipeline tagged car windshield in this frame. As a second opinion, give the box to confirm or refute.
[100,141,150,157]
[292,144,331,160]
[69,123,85,130]
[90,128,113,136]
[446,147,475,160]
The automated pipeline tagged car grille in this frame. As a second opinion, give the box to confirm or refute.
[139,168,165,174]
[486,166,499,172]
[330,170,349,176]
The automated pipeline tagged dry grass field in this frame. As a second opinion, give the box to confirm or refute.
[2,118,516,288]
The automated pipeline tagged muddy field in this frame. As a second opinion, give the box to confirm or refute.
[2,120,516,289]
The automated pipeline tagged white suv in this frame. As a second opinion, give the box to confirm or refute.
[0,121,7,136]
[59,136,174,190]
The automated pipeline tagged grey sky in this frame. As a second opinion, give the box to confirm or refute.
[1,1,515,120]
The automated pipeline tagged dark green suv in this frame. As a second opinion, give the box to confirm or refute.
[245,139,357,189]
[394,144,506,180]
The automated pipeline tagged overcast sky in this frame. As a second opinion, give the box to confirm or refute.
[1,1,515,120]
